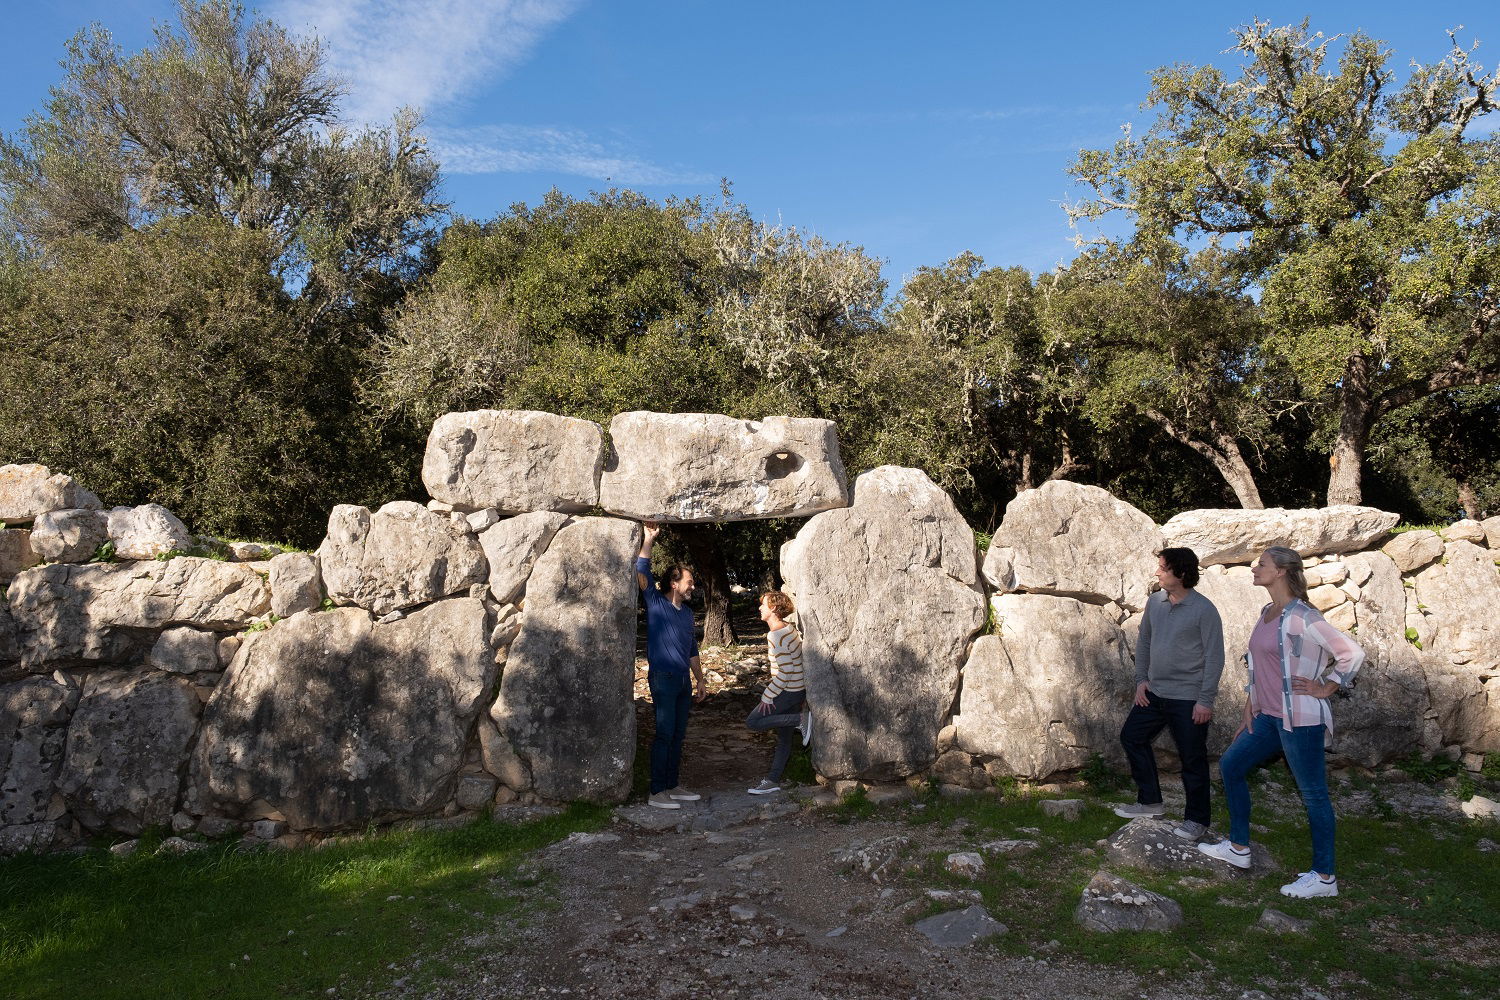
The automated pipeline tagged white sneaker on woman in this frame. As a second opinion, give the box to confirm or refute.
[1280,871,1338,898]
[1197,839,1252,869]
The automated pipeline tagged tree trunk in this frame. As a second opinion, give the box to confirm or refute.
[1327,355,1374,505]
[678,524,737,648]
[1457,480,1480,521]
[1208,432,1264,509]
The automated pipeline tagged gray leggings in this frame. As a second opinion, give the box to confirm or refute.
[745,689,806,781]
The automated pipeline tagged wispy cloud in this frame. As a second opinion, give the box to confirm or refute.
[428,124,715,185]
[270,0,582,124]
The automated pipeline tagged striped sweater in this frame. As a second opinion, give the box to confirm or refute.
[761,623,805,701]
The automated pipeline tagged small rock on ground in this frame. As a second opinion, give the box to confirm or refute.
[1258,907,1311,934]
[914,904,1007,947]
[1075,870,1184,932]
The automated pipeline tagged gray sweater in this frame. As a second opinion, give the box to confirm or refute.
[1134,589,1225,707]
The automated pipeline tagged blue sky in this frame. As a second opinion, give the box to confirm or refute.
[3,1,1496,287]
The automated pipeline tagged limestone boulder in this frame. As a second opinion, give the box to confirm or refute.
[268,552,322,618]
[478,512,570,605]
[316,502,486,617]
[1183,564,1259,747]
[7,559,272,668]
[0,529,40,582]
[422,409,603,513]
[191,598,494,830]
[982,481,1161,612]
[1442,520,1486,544]
[599,412,849,522]
[1160,506,1399,567]
[1,676,78,832]
[1104,819,1272,878]
[1381,530,1444,573]
[1335,552,1429,764]
[781,467,985,780]
[1075,871,1183,932]
[1413,541,1500,668]
[147,627,221,675]
[0,464,101,522]
[30,509,110,563]
[953,596,1134,778]
[58,671,201,834]
[1481,516,1500,550]
[106,504,193,559]
[491,517,640,802]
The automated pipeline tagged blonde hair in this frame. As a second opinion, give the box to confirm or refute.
[1263,546,1309,603]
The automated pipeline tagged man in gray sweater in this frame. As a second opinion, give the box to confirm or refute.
[1115,546,1225,841]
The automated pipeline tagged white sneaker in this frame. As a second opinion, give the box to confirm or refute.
[1280,871,1338,898]
[747,779,781,795]
[1111,802,1165,819]
[798,709,812,746]
[666,786,700,801]
[647,792,681,810]
[1197,839,1252,869]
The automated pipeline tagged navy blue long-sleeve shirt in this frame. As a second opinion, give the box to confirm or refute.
[636,556,698,676]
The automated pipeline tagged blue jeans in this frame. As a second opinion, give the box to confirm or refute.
[1219,713,1335,876]
[648,670,692,795]
[745,689,806,781]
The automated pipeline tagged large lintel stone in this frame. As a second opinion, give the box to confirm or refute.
[422,409,603,513]
[1161,506,1399,566]
[600,412,849,522]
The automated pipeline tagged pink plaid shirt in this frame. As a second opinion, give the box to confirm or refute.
[1243,599,1364,741]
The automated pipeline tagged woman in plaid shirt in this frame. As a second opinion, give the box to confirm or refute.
[1199,546,1365,898]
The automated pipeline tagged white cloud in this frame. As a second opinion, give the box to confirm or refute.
[270,0,581,124]
[428,124,714,185]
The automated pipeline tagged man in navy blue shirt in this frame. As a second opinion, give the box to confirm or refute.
[637,522,707,809]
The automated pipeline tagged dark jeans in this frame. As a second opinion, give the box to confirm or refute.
[745,689,806,781]
[648,670,692,794]
[1220,713,1335,876]
[1119,690,1211,826]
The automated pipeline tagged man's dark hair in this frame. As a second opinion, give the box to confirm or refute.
[662,564,694,589]
[1157,547,1200,588]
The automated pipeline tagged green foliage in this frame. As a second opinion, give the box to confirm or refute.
[1397,752,1463,784]
[243,614,283,634]
[1405,626,1424,649]
[1483,753,1500,781]
[1079,751,1127,792]
[88,540,116,563]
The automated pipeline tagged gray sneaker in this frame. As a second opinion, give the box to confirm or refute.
[1111,801,1166,819]
[647,792,681,810]
[747,779,781,795]
[797,709,812,746]
[1173,820,1208,841]
[666,786,701,801]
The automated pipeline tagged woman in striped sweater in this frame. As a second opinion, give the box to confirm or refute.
[745,590,812,795]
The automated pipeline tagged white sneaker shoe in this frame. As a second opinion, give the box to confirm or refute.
[747,779,781,795]
[1197,839,1252,869]
[1280,871,1338,898]
[798,709,812,746]
[666,786,700,801]
[647,792,681,810]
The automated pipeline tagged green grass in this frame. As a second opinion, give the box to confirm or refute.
[865,783,1500,999]
[1389,523,1445,534]
[0,806,605,1000]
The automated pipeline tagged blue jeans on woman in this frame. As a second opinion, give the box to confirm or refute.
[745,689,806,781]
[648,670,692,795]
[1219,712,1335,876]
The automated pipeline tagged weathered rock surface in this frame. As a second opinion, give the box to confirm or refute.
[192,598,494,830]
[1161,506,1400,566]
[147,627,221,675]
[1,676,77,832]
[1413,541,1500,668]
[1442,520,1486,544]
[0,464,101,522]
[913,905,1007,947]
[1193,564,1260,745]
[422,409,603,513]
[1104,819,1271,877]
[782,467,985,780]
[106,504,193,559]
[1259,908,1311,934]
[0,529,40,582]
[7,559,272,668]
[59,671,201,834]
[1075,870,1184,932]
[492,517,639,802]
[982,481,1162,611]
[1336,552,1429,764]
[0,603,17,669]
[29,509,109,563]
[317,502,486,616]
[1381,530,1445,573]
[953,595,1133,778]
[599,412,849,522]
[1482,516,1500,550]
[478,512,570,605]
[268,551,322,618]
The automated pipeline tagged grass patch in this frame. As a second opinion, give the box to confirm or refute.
[0,806,605,1000]
[855,785,1500,998]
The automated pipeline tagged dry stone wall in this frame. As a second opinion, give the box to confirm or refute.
[3,411,1499,853]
